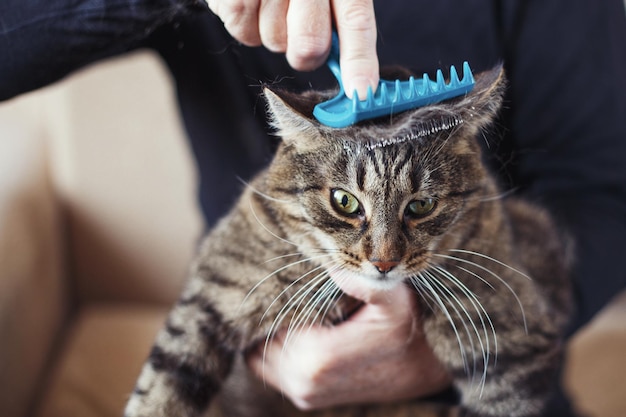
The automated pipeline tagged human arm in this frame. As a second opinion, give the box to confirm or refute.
[0,0,206,101]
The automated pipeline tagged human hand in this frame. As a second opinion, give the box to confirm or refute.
[246,275,452,410]
[205,0,379,99]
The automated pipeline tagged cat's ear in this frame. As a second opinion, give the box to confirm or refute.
[263,87,328,151]
[452,64,506,134]
[397,65,505,155]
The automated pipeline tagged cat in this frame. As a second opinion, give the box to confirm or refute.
[124,66,572,417]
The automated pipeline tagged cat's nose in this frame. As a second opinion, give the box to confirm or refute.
[371,260,400,274]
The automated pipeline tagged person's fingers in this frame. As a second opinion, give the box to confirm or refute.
[247,331,326,409]
[259,0,289,52]
[246,285,433,410]
[285,0,332,71]
[247,336,281,388]
[209,0,379,92]
[331,0,379,99]
[208,0,262,47]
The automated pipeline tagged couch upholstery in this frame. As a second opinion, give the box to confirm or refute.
[0,51,202,417]
[0,51,624,417]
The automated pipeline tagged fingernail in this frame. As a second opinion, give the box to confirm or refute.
[345,76,378,101]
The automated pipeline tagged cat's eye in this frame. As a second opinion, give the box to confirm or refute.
[331,189,361,216]
[406,198,437,218]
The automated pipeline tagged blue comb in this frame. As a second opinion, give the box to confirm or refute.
[313,33,476,128]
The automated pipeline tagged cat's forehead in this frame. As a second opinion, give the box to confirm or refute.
[339,113,464,154]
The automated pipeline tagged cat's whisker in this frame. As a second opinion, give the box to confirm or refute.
[261,274,328,387]
[429,265,492,345]
[439,262,496,292]
[259,265,338,368]
[286,276,340,347]
[248,199,299,248]
[422,269,482,382]
[300,247,344,257]
[240,253,336,312]
[261,257,340,331]
[284,262,347,343]
[286,273,333,327]
[262,249,340,266]
[304,267,358,328]
[264,260,343,348]
[261,248,342,268]
[410,271,475,373]
[408,275,438,314]
[434,252,528,333]
[412,272,471,376]
[428,264,498,395]
[281,275,330,348]
[301,278,340,329]
[430,264,498,357]
[478,129,491,149]
[449,249,532,281]
[474,187,518,203]
[269,264,346,390]
[263,252,307,264]
[238,177,292,204]
[263,270,333,368]
[317,280,345,325]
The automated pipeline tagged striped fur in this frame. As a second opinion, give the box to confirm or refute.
[124,66,572,417]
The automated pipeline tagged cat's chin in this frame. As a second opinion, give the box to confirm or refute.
[333,269,406,293]
[364,274,406,291]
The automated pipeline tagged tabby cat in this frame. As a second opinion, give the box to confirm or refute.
[124,66,572,417]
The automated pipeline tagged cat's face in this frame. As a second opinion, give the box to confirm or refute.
[264,66,505,290]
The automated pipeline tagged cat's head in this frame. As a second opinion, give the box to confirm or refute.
[262,66,505,290]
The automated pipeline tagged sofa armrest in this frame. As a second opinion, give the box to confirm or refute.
[0,94,69,417]
[565,290,626,417]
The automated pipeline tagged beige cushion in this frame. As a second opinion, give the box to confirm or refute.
[0,51,203,416]
[565,292,626,417]
[35,306,167,417]
[0,92,67,417]
[44,51,204,305]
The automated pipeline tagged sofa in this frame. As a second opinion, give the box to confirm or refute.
[0,51,624,417]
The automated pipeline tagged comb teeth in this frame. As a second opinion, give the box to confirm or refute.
[436,69,446,91]
[312,31,475,128]
[314,62,476,128]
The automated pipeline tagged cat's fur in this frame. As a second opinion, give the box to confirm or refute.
[124,66,572,417]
